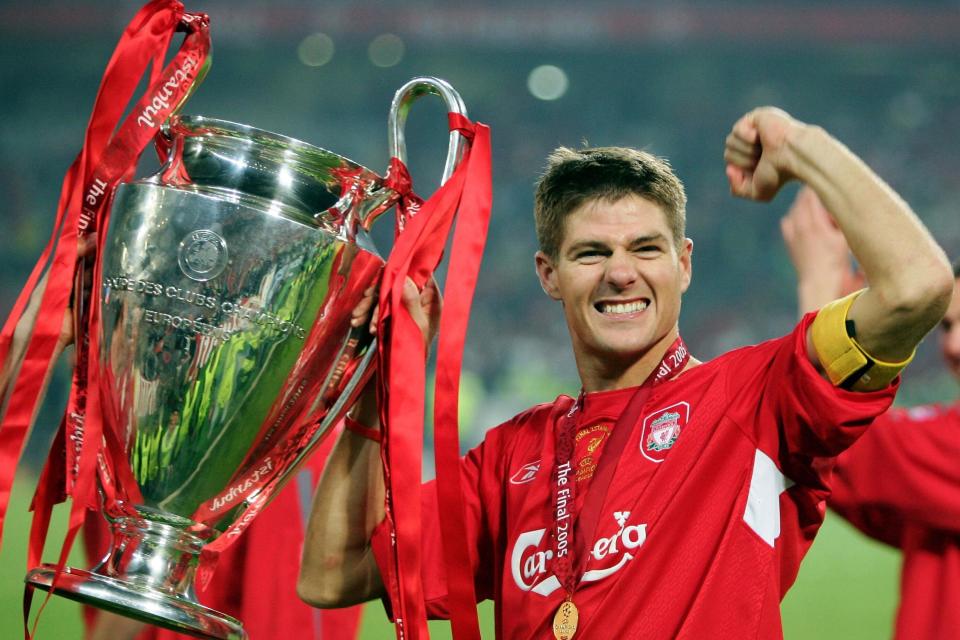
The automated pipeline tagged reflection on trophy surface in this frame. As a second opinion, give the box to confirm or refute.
[26,77,468,640]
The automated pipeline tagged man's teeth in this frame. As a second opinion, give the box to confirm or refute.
[601,301,648,314]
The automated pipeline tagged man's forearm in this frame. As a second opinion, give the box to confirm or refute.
[299,276,440,608]
[786,125,953,359]
[298,391,386,608]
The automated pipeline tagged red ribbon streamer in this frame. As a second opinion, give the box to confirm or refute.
[377,115,491,639]
[0,3,211,636]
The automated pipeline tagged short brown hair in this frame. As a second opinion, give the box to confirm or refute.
[534,146,687,259]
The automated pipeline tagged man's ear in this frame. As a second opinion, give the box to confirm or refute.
[679,238,693,294]
[534,251,562,300]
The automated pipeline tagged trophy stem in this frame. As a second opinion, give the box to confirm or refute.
[26,516,245,639]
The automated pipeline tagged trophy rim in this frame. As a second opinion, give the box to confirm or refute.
[169,114,385,185]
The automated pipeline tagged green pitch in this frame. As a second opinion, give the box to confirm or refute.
[1,476,899,639]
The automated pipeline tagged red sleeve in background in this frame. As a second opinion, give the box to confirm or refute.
[235,478,363,640]
[830,403,960,541]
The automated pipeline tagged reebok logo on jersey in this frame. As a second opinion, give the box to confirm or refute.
[510,512,647,596]
[641,401,690,463]
[510,460,541,485]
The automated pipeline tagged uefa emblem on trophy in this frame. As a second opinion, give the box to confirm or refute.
[23,76,470,640]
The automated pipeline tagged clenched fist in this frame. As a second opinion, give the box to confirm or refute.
[724,107,809,202]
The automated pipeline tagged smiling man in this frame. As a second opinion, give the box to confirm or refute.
[532,155,693,392]
[298,107,954,639]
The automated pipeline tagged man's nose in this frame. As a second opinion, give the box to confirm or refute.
[605,250,638,290]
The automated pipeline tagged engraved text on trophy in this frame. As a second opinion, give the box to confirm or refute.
[103,274,308,343]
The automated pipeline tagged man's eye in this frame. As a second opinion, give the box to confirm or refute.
[576,250,604,260]
[636,245,662,254]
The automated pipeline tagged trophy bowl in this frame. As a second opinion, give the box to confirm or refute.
[25,77,468,640]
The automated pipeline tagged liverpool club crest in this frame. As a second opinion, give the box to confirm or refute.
[640,401,690,463]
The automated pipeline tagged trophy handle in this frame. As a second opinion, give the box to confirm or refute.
[359,77,468,230]
[388,76,469,185]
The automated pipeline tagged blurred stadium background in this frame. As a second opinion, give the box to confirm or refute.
[1,0,957,638]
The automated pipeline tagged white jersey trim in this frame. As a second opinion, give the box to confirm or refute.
[743,448,794,547]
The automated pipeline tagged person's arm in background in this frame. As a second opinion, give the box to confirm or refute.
[298,277,440,608]
[780,186,864,315]
[780,186,960,536]
[0,235,93,397]
[725,107,953,379]
[297,377,387,608]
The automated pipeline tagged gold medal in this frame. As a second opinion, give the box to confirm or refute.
[552,597,579,640]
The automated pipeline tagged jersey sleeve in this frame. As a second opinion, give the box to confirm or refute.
[728,312,898,481]
[829,405,960,539]
[370,431,501,620]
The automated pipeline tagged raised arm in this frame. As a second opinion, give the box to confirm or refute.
[298,277,440,608]
[725,107,953,373]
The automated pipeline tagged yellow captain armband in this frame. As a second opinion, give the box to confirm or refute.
[810,289,915,391]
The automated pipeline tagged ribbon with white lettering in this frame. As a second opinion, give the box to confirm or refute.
[549,338,689,618]
[0,3,211,635]
[377,114,491,640]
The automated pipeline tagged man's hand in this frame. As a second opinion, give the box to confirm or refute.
[724,107,805,202]
[781,186,864,314]
[350,276,442,347]
[345,276,442,429]
[402,277,442,347]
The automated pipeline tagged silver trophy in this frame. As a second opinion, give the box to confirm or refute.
[25,77,468,639]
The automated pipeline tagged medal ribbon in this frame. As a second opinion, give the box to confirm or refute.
[377,114,491,640]
[550,337,690,599]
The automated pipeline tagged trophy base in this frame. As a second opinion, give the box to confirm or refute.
[26,565,245,640]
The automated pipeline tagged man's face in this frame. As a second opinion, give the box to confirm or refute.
[940,278,960,383]
[535,194,692,370]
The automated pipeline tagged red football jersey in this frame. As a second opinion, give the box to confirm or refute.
[372,314,897,639]
[830,402,960,640]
